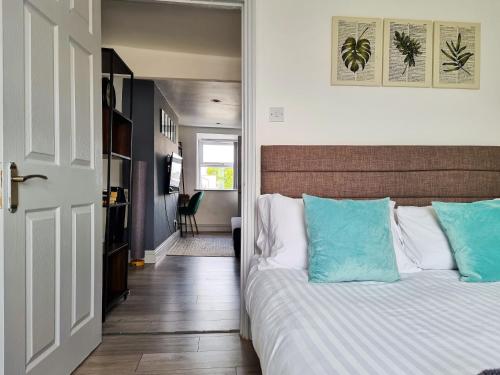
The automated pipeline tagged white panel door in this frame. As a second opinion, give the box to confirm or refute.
[2,0,102,374]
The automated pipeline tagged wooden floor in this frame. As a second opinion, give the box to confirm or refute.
[103,255,241,334]
[74,332,260,374]
[75,250,261,374]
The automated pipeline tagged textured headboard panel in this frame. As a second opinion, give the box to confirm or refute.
[261,146,500,206]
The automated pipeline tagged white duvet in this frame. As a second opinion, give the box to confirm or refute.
[246,264,500,375]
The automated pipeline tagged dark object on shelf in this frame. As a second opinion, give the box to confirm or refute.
[231,217,241,259]
[179,191,204,237]
[131,161,147,262]
[102,48,134,320]
[109,187,127,243]
[102,77,116,108]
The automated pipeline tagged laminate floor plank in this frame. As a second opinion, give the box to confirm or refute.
[136,349,259,373]
[237,367,263,375]
[107,309,239,323]
[73,354,142,375]
[76,237,261,374]
[103,319,240,334]
[92,335,200,355]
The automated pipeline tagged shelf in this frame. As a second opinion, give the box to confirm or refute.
[103,107,132,158]
[107,242,129,257]
[104,107,133,126]
[104,202,130,209]
[111,152,131,161]
[102,47,132,322]
[104,152,131,161]
[102,48,134,76]
[102,152,131,161]
[113,108,133,125]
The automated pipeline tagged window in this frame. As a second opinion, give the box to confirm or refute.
[197,133,238,191]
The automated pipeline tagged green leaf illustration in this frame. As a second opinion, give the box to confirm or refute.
[341,27,372,74]
[441,33,474,75]
[393,31,422,75]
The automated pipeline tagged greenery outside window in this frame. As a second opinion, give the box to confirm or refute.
[197,134,238,191]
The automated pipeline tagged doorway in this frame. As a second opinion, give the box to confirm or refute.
[0,0,256,373]
[76,0,259,373]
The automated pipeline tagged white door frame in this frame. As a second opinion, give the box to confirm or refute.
[239,0,256,340]
[0,0,4,371]
[124,0,256,338]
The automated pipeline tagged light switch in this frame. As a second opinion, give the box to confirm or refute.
[269,107,285,122]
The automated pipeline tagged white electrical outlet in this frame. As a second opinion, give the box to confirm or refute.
[269,107,285,122]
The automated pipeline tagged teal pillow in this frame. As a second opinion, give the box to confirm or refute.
[432,200,500,282]
[303,195,399,283]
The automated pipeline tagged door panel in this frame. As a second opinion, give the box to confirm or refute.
[70,0,93,34]
[70,41,94,168]
[71,204,94,333]
[25,208,60,370]
[24,3,59,163]
[3,0,102,374]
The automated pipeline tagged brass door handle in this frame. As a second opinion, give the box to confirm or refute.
[8,162,48,213]
[11,174,48,183]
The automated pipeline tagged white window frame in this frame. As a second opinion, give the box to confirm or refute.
[196,133,239,191]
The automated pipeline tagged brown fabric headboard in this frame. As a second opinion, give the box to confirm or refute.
[261,146,500,206]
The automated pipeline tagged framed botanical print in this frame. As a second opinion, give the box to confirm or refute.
[383,19,433,88]
[433,21,480,89]
[331,16,383,86]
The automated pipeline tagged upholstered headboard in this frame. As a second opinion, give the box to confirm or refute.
[261,146,500,206]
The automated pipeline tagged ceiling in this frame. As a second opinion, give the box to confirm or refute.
[102,0,241,57]
[156,79,241,128]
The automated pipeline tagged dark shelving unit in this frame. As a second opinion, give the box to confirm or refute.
[102,48,134,320]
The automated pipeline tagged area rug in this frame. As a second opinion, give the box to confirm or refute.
[167,234,235,257]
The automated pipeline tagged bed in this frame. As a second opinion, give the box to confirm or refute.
[246,146,500,375]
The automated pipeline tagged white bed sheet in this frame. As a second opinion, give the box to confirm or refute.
[246,264,500,375]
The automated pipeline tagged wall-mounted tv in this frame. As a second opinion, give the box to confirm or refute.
[166,153,182,193]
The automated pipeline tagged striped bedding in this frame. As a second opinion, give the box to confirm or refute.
[246,265,500,375]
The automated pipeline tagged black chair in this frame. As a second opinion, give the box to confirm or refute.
[179,192,204,237]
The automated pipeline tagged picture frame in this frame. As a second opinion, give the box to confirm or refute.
[331,16,383,86]
[433,21,480,89]
[160,109,166,134]
[164,113,170,136]
[383,19,433,88]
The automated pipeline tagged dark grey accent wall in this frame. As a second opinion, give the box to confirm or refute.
[153,84,179,248]
[124,79,179,251]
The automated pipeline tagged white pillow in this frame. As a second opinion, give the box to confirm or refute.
[256,195,273,257]
[267,194,308,269]
[396,206,456,270]
[261,194,419,273]
[391,204,420,274]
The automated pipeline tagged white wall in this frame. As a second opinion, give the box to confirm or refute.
[179,125,241,232]
[255,0,500,163]
[0,0,4,370]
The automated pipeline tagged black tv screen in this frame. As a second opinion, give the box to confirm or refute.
[167,153,182,193]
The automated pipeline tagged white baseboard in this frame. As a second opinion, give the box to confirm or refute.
[145,231,180,264]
